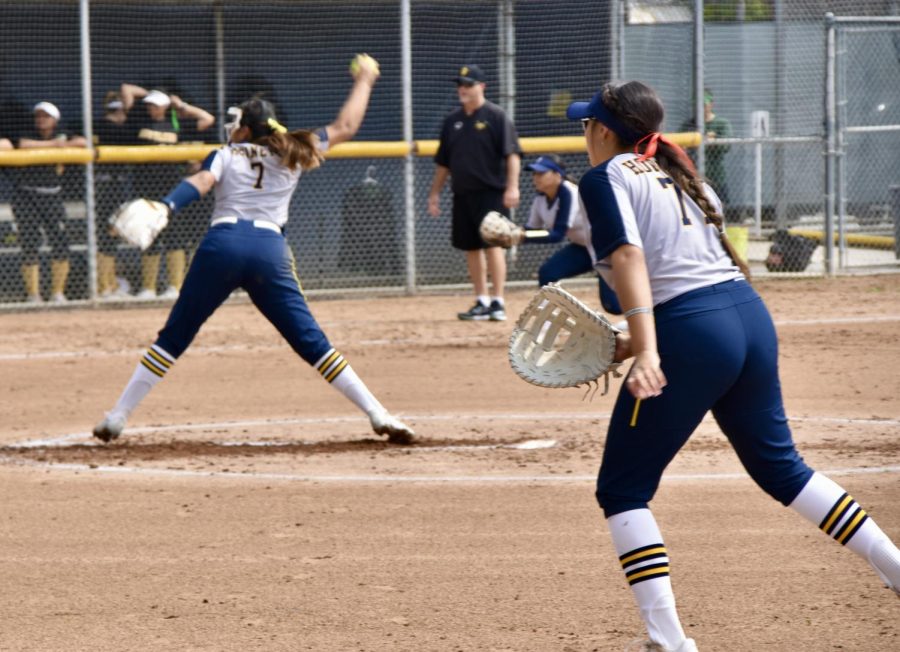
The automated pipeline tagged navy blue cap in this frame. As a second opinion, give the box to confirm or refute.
[455,64,485,84]
[566,91,645,144]
[525,156,566,175]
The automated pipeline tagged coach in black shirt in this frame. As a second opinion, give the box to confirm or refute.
[428,64,521,322]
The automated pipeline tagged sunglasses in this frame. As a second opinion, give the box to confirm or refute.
[581,118,594,132]
[456,81,476,88]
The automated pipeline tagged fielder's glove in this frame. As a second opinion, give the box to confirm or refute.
[508,283,622,395]
[479,211,525,248]
[110,198,170,251]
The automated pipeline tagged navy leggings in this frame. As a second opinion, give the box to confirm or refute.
[596,279,814,517]
[155,220,331,364]
[538,243,622,315]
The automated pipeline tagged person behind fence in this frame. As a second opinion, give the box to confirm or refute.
[680,89,732,208]
[93,90,138,299]
[0,137,11,150]
[14,101,87,303]
[92,54,415,446]
[428,64,521,322]
[566,80,900,652]
[519,153,622,315]
[121,83,214,299]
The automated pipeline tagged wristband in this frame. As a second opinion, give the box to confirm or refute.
[624,306,652,318]
[162,179,201,214]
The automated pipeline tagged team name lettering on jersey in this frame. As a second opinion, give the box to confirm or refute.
[621,158,662,175]
[229,145,269,160]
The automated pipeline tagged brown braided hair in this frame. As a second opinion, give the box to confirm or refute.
[600,81,750,279]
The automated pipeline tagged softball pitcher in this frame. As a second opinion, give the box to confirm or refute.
[566,81,900,651]
[521,153,621,315]
[93,55,415,445]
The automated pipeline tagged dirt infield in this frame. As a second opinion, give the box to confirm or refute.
[1,275,898,651]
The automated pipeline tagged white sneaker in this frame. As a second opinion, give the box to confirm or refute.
[160,285,179,299]
[369,411,415,444]
[93,413,127,443]
[135,288,157,300]
[25,294,43,304]
[870,539,900,597]
[50,293,67,303]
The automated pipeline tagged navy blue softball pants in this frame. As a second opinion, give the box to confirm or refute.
[596,279,814,517]
[538,243,623,315]
[155,220,332,364]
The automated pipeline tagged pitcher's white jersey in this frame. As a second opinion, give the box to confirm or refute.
[202,135,328,228]
[578,152,743,306]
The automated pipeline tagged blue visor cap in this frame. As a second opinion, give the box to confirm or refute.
[566,91,645,144]
[525,156,566,175]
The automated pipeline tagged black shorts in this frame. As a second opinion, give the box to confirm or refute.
[451,189,506,251]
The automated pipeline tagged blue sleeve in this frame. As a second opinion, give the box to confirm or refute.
[200,149,217,171]
[162,180,201,214]
[579,162,630,261]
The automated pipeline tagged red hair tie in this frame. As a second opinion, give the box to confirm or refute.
[634,131,697,175]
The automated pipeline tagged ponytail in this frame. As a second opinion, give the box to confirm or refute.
[257,129,324,172]
[650,139,751,279]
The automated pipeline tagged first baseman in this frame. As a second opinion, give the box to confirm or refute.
[567,80,900,651]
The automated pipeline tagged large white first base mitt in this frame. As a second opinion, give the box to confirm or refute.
[110,198,170,250]
[479,211,525,248]
[509,283,622,394]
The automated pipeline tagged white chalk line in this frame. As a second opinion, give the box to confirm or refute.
[2,313,898,362]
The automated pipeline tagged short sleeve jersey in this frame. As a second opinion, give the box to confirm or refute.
[525,179,590,247]
[203,133,329,228]
[578,152,742,306]
[434,100,520,193]
[94,117,137,146]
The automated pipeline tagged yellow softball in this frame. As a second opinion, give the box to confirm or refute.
[350,53,380,77]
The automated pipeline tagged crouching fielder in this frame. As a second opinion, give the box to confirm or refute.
[567,81,900,651]
[93,55,415,445]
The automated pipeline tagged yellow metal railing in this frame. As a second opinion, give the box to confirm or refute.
[0,132,702,166]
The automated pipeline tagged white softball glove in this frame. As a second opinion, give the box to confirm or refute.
[110,198,170,250]
[508,283,622,394]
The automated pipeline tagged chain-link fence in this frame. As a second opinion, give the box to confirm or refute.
[0,1,898,308]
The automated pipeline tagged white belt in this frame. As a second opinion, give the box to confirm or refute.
[210,216,281,233]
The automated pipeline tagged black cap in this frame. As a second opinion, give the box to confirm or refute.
[239,98,281,140]
[455,64,485,84]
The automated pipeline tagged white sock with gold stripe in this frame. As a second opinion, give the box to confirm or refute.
[790,472,900,593]
[109,345,174,419]
[314,349,383,417]
[608,508,687,650]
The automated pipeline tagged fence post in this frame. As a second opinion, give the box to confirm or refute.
[693,0,705,178]
[401,0,416,293]
[80,0,98,301]
[214,1,226,144]
[824,12,836,275]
